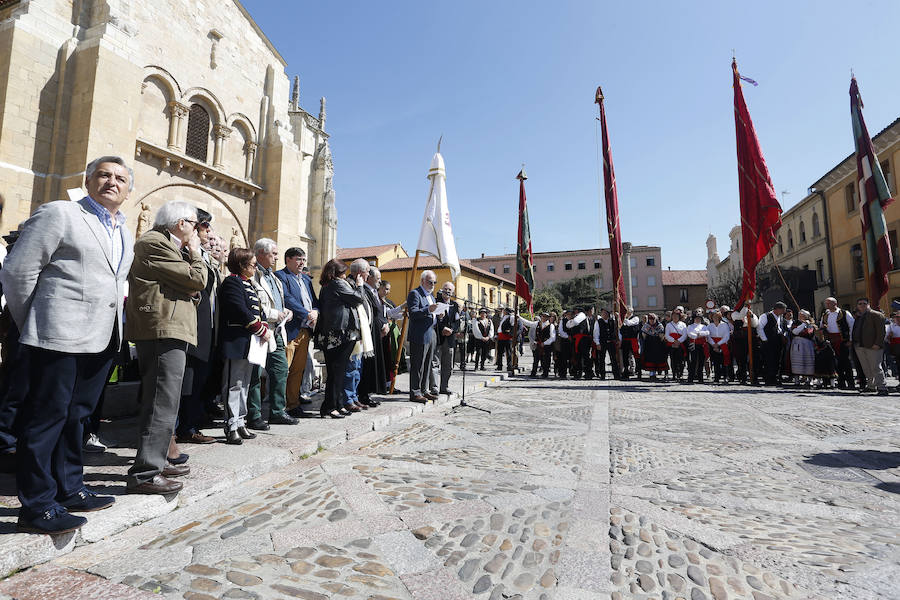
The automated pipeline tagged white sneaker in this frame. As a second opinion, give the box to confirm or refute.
[83,433,107,453]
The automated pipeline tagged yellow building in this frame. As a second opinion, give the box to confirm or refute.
[0,0,336,269]
[336,244,409,268]
[815,118,900,309]
[378,255,522,311]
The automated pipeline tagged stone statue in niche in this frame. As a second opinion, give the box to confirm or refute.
[136,202,152,238]
[229,226,241,251]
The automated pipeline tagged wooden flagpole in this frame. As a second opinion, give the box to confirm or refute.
[390,249,421,394]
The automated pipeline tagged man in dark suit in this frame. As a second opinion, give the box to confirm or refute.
[434,281,461,394]
[357,266,387,406]
[176,209,220,444]
[407,270,440,402]
[0,156,135,534]
[275,247,319,417]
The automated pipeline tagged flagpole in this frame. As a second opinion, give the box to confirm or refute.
[390,249,421,394]
[860,228,874,309]
[747,312,756,385]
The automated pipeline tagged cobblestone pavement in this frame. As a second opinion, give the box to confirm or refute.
[2,375,898,599]
[608,379,900,600]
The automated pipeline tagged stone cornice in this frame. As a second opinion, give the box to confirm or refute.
[812,118,900,192]
[135,139,263,200]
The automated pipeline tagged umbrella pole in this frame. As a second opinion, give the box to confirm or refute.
[390,250,421,395]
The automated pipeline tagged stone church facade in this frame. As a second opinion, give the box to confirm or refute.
[0,0,337,269]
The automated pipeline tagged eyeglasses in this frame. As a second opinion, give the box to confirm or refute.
[183,219,198,228]
[425,279,437,284]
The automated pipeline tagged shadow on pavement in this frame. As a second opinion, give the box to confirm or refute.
[803,449,900,494]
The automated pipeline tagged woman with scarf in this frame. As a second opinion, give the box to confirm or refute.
[315,259,365,419]
[340,259,377,414]
[790,309,817,388]
[641,313,668,381]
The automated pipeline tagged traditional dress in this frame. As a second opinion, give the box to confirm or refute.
[641,321,668,374]
[620,315,642,379]
[706,320,731,382]
[789,322,816,376]
[664,320,688,379]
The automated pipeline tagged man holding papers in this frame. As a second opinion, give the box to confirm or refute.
[407,270,441,403]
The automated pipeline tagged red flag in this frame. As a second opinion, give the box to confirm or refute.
[515,170,535,312]
[850,76,894,308]
[595,87,628,320]
[732,59,782,309]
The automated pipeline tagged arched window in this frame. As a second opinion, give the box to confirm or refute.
[777,236,783,255]
[812,213,821,238]
[799,222,806,243]
[788,229,794,249]
[185,104,210,162]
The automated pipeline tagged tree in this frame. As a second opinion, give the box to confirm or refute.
[707,270,742,307]
[549,275,612,310]
[532,288,563,316]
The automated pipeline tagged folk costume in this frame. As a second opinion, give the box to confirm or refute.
[640,320,668,376]
[592,314,620,380]
[664,319,688,379]
[706,319,731,383]
[620,314,641,380]
[820,307,856,389]
[566,311,593,379]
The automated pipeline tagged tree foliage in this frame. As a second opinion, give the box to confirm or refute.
[532,288,563,316]
[544,275,613,311]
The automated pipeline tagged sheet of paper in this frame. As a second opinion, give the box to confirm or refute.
[248,334,268,366]
[432,302,450,317]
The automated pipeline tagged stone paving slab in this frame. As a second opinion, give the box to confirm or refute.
[0,360,521,579]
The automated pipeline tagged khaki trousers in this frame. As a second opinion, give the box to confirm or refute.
[285,329,312,411]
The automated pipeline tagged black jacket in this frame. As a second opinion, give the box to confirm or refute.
[217,274,265,360]
[317,277,364,336]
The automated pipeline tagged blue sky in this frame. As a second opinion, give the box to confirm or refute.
[243,0,900,269]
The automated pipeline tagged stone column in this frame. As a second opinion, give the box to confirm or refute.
[167,101,189,150]
[212,124,232,168]
[622,242,633,308]
[244,141,258,180]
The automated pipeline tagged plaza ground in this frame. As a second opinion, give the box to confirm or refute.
[0,358,897,599]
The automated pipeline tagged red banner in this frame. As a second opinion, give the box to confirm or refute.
[516,171,534,312]
[732,60,782,309]
[595,87,627,320]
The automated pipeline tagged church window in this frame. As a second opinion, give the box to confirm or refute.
[185,104,211,162]
[788,229,794,250]
[799,222,806,244]
[845,183,857,213]
[812,213,821,238]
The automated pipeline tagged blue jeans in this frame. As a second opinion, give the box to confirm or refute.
[343,355,361,406]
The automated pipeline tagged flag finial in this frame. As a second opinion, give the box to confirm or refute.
[516,165,527,181]
[594,86,604,104]
[437,135,442,153]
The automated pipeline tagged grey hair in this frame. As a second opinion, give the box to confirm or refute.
[85,156,135,192]
[420,269,436,283]
[367,266,381,279]
[254,238,277,255]
[349,258,369,275]
[153,201,197,229]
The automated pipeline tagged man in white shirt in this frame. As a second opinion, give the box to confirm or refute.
[820,297,857,389]
[757,301,786,385]
[529,312,556,378]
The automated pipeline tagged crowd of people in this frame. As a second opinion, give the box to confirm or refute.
[1,155,896,538]
[454,297,900,396]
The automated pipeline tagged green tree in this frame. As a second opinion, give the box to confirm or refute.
[550,275,612,310]
[532,288,563,316]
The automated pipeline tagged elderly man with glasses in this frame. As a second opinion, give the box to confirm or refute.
[407,270,441,403]
[125,201,208,495]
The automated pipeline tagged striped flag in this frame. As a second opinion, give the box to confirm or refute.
[850,76,894,307]
[595,87,628,320]
[516,169,535,312]
[732,59,782,309]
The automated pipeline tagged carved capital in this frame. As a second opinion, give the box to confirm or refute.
[244,141,258,154]
[213,123,232,140]
[168,101,189,118]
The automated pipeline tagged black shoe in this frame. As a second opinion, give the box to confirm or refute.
[167,453,189,465]
[237,426,256,439]
[338,408,352,416]
[59,488,115,513]
[225,430,243,445]
[268,413,299,425]
[247,419,270,431]
[287,407,310,418]
[362,399,380,407]
[17,506,86,535]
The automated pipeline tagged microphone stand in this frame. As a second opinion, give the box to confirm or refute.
[455,305,491,415]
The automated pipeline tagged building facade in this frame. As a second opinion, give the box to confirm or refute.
[336,244,408,269]
[661,269,708,310]
[0,0,336,269]
[469,245,665,311]
[378,256,520,312]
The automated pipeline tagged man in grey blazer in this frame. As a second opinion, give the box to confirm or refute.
[0,156,135,535]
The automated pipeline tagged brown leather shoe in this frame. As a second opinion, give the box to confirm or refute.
[409,395,427,403]
[176,432,216,444]
[162,463,190,478]
[423,392,438,401]
[127,475,183,495]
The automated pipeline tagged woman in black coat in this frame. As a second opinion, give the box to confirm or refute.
[218,248,270,443]
[315,259,364,418]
